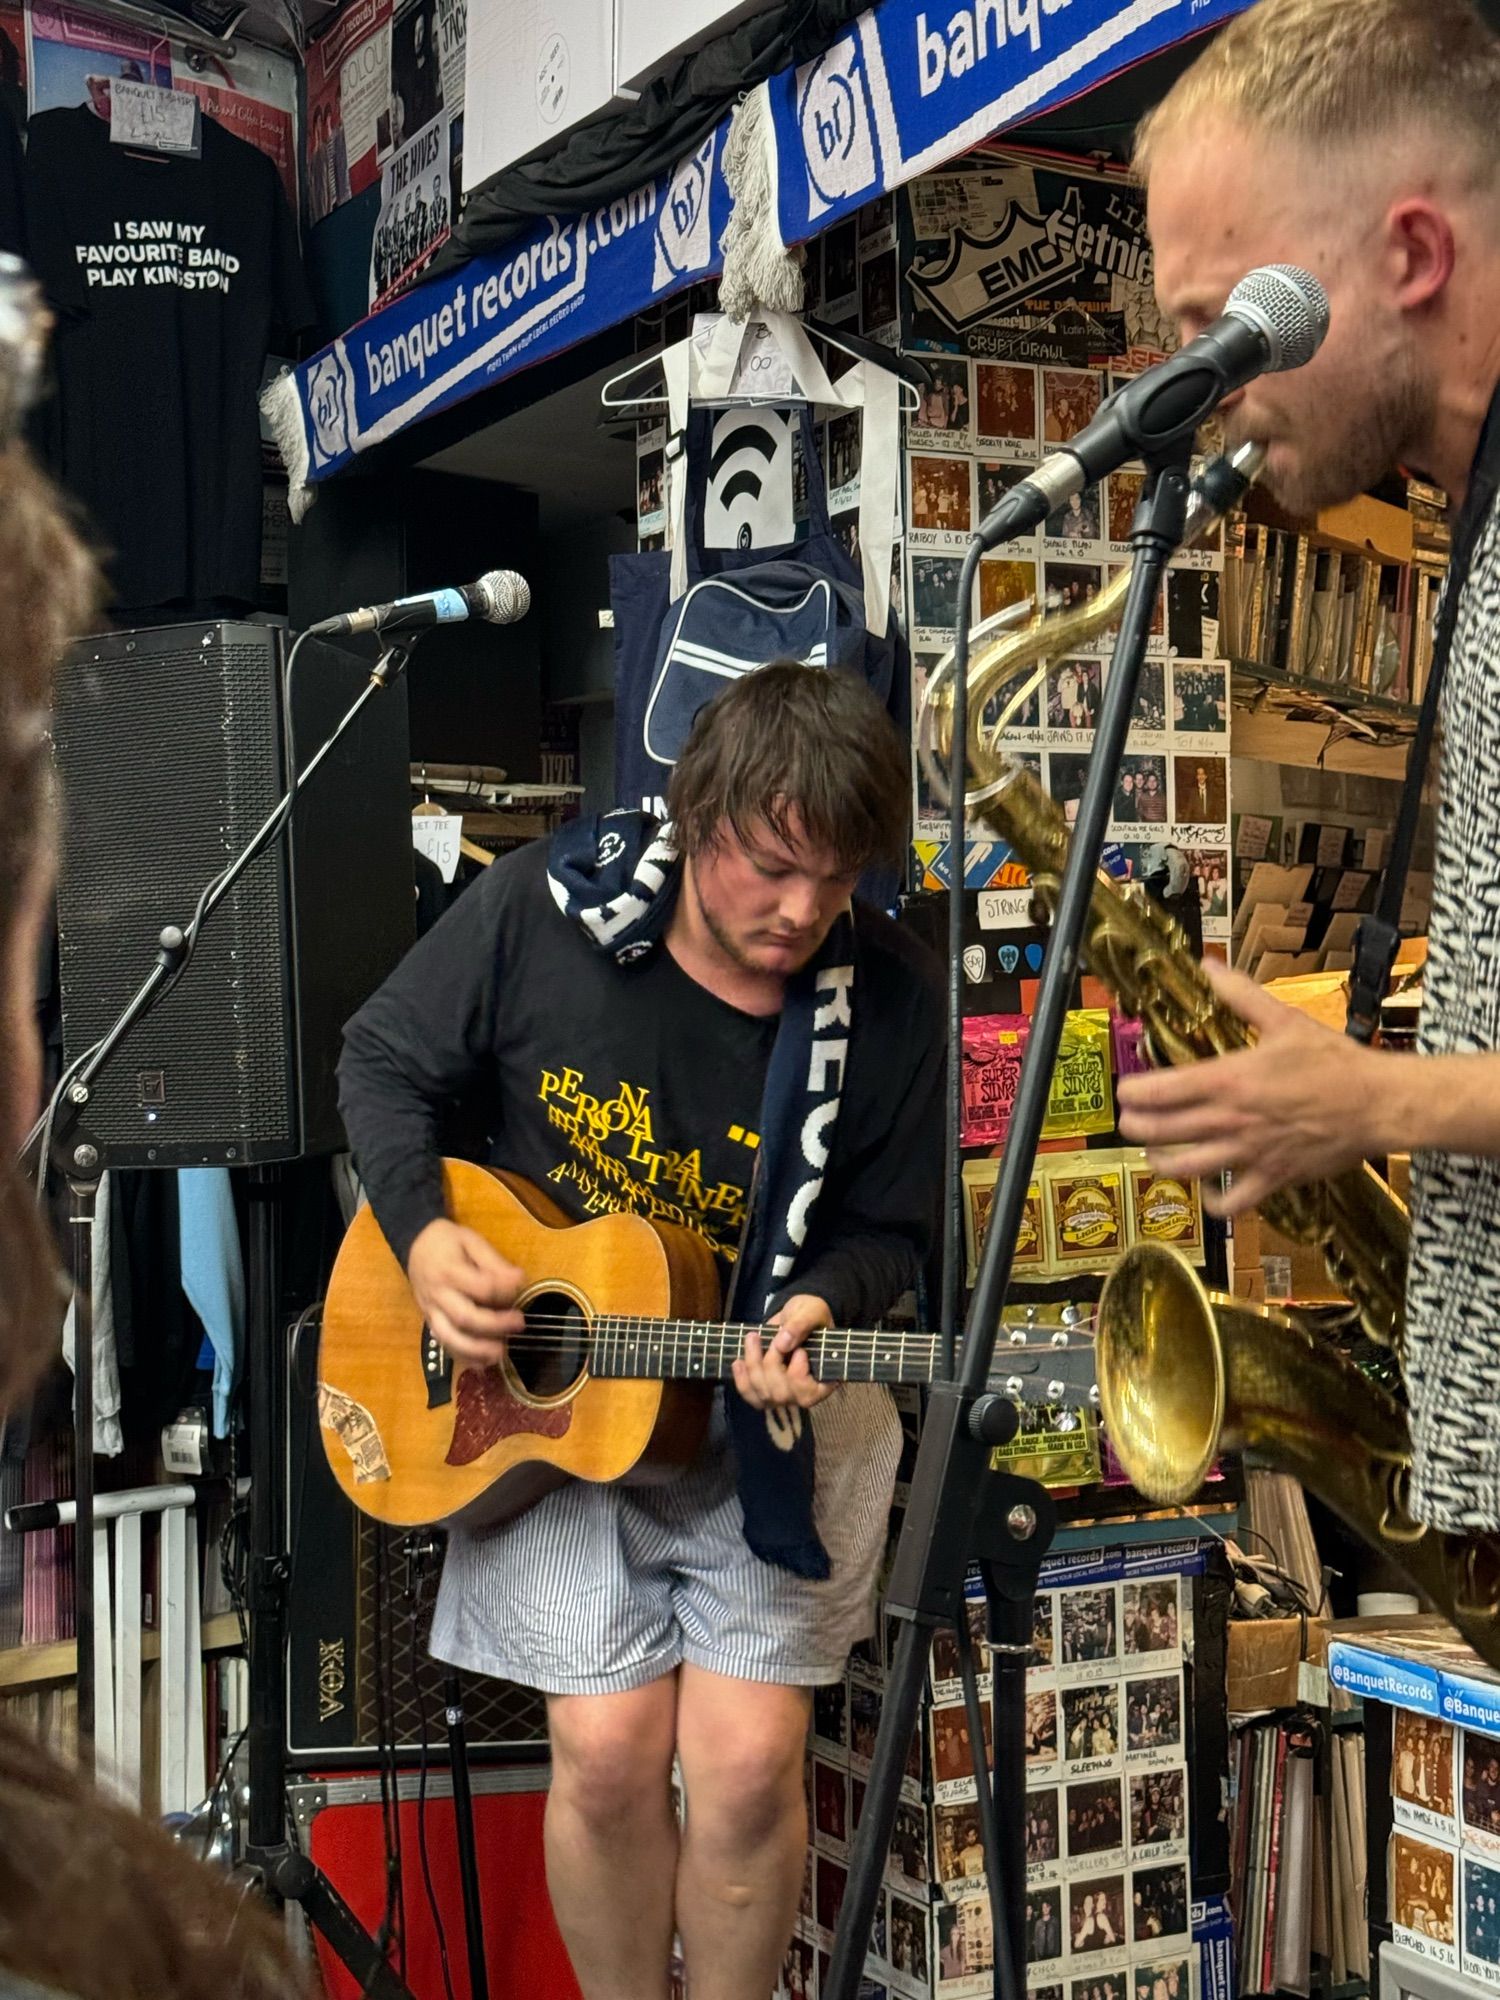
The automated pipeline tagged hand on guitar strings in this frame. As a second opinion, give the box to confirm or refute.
[1116,959,1391,1216]
[406,1215,526,1362]
[732,1293,838,1412]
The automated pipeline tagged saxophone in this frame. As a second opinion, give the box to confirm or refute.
[920,449,1500,1666]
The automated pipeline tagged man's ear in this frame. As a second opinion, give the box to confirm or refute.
[1385,197,1456,311]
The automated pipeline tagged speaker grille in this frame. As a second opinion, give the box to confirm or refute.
[53,623,296,1163]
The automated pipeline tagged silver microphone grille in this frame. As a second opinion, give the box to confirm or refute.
[1225,264,1329,373]
[474,570,532,625]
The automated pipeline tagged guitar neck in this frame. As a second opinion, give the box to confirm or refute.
[586,1319,940,1386]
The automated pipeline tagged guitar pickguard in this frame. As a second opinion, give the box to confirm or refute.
[446,1365,574,1466]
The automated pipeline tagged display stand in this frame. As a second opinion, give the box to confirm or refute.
[824,440,1197,2000]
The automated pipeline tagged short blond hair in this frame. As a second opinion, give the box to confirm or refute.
[1134,0,1500,181]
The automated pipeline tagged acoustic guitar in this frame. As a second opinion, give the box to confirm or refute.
[317,1159,1098,1530]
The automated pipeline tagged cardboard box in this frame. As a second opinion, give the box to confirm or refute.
[1227,1616,1330,1714]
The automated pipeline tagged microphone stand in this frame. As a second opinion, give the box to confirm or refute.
[823,436,1195,2000]
[35,639,437,1999]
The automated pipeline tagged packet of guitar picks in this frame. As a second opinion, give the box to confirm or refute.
[962,1155,1047,1283]
[960,1013,1030,1146]
[1123,1148,1205,1266]
[1043,1150,1127,1271]
[1041,1008,1115,1140]
[1111,1010,1150,1081]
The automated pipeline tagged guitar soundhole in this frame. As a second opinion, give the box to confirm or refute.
[512,1290,591,1400]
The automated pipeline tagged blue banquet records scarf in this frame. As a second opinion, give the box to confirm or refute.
[547,810,856,1579]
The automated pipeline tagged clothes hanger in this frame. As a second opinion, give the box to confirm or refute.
[600,314,925,415]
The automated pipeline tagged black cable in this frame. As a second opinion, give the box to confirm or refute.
[409,1605,457,2000]
[364,1532,403,1997]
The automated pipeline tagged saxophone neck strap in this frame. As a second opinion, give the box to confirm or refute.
[1346,382,1500,1044]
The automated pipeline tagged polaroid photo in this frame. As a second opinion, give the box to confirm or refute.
[1045,486,1105,557]
[1044,657,1103,748]
[1463,1852,1500,1990]
[978,556,1040,629]
[858,191,896,257]
[889,1796,931,1897]
[813,1757,851,1860]
[909,452,975,550]
[1049,751,1092,826]
[1171,753,1229,831]
[930,1592,991,1704]
[1027,1787,1064,1881]
[1131,1954,1195,2000]
[975,362,1039,458]
[1122,1578,1183,1669]
[1028,1687,1063,1779]
[1165,568,1222,662]
[1392,1831,1459,1967]
[826,408,863,514]
[1025,1881,1067,1980]
[937,1891,999,1998]
[1129,1769,1189,1865]
[1130,1861,1190,1952]
[1108,470,1145,555]
[1128,660,1169,750]
[887,1892,932,1992]
[1066,1872,1128,1970]
[816,1853,849,1943]
[1125,1673,1184,1770]
[1463,1729,1500,1857]
[1061,1683,1123,1780]
[1042,369,1103,446]
[935,1797,990,1896]
[932,1697,994,1802]
[1030,1594,1059,1682]
[1057,1584,1120,1687]
[850,1682,883,1774]
[1045,561,1112,654]
[1182,846,1231,935]
[860,247,899,346]
[637,443,665,541]
[782,1932,816,1999]
[910,356,974,449]
[1109,753,1170,835]
[911,551,966,644]
[1169,661,1229,750]
[1064,1776,1126,1873]
[1072,1969,1129,2000]
[813,1679,850,1759]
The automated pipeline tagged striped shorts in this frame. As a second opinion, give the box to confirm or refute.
[429,1385,902,1696]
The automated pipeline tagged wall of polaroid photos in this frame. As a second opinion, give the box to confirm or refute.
[1385,1708,1500,1995]
[891,159,1233,954]
[785,1415,1223,2000]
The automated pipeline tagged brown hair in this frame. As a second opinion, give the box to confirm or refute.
[1134,0,1500,182]
[0,443,95,1412]
[0,446,308,1999]
[666,660,908,873]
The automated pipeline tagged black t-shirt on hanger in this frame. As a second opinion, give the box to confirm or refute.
[23,105,313,613]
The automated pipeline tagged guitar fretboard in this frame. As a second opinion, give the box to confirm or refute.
[583,1318,939,1385]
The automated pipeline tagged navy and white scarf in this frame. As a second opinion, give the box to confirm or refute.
[548,811,854,1579]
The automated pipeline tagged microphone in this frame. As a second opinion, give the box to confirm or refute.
[310,570,531,637]
[974,265,1329,551]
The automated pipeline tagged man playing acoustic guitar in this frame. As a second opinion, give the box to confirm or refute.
[338,662,945,2000]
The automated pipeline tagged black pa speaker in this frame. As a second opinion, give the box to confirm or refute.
[52,620,415,1166]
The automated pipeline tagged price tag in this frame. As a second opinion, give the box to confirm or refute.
[162,1414,205,1476]
[412,812,462,884]
[110,78,201,156]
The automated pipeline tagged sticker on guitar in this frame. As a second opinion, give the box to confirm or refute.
[317,1382,392,1484]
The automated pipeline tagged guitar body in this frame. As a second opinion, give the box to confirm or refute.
[317,1162,720,1530]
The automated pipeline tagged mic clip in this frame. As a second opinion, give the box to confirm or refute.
[370,641,413,688]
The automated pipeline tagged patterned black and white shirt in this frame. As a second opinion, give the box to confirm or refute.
[1407,495,1500,1529]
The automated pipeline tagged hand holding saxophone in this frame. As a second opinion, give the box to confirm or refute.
[1116,960,1395,1215]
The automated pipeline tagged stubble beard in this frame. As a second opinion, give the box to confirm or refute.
[1234,352,1435,517]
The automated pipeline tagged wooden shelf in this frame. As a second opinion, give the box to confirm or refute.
[0,1611,244,1690]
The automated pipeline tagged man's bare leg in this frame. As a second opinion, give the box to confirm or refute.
[674,1665,812,2000]
[545,1676,681,2000]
